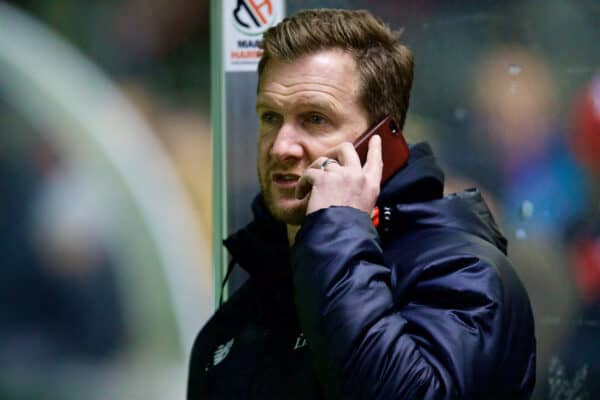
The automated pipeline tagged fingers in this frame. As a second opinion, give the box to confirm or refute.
[309,156,341,171]
[363,135,383,183]
[297,156,342,199]
[295,168,319,200]
[297,137,381,215]
[325,142,361,168]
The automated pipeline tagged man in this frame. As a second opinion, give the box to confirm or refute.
[188,8,536,400]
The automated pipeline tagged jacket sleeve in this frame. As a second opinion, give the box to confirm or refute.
[291,206,512,400]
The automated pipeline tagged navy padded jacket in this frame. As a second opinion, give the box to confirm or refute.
[188,142,536,399]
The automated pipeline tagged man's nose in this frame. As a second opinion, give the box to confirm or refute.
[270,122,303,162]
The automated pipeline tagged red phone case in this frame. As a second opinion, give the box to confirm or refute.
[353,116,410,184]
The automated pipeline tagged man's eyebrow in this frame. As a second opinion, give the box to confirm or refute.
[255,99,273,111]
[298,96,335,111]
[256,96,338,113]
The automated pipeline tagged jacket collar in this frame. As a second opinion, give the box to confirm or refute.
[223,195,290,284]
[377,142,445,206]
[376,142,507,253]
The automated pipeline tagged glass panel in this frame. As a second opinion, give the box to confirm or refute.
[217,0,287,296]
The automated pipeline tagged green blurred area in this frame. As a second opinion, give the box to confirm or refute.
[1,1,212,399]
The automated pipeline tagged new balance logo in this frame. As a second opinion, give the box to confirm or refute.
[293,333,308,350]
[213,338,235,366]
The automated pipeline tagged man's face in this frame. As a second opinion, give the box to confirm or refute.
[256,49,370,225]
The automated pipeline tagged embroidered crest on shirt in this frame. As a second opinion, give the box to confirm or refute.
[212,338,235,366]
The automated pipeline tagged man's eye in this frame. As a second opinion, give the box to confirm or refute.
[306,114,326,125]
[261,112,279,124]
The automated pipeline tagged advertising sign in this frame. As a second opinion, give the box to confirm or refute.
[224,0,286,71]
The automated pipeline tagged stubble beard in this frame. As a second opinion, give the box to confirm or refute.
[258,165,307,226]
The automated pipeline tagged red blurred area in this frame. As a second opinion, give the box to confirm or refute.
[572,239,600,304]
[571,78,600,177]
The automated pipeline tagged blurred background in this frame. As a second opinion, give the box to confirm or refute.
[1,0,211,398]
[1,0,600,399]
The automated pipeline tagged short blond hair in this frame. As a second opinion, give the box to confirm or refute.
[258,8,414,128]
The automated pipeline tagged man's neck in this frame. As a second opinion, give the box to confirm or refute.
[287,224,301,247]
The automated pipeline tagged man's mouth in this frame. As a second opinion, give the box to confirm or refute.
[272,173,300,187]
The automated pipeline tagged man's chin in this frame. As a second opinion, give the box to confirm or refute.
[266,197,307,226]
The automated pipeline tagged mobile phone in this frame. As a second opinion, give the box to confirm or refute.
[353,115,410,184]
